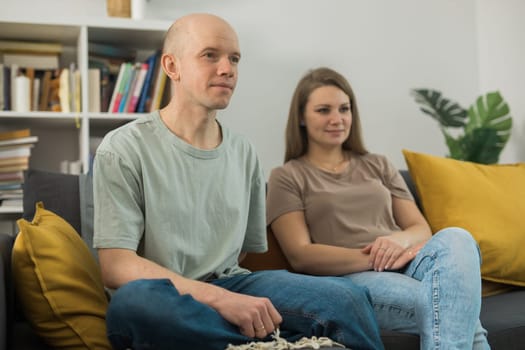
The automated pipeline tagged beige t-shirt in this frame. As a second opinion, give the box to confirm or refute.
[266,152,413,248]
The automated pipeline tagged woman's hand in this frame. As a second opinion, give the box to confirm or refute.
[362,237,426,272]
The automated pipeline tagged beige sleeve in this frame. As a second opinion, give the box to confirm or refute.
[266,166,304,226]
[382,156,414,201]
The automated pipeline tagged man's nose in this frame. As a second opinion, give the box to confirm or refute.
[217,57,234,76]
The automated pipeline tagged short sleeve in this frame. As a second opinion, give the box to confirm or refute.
[241,156,268,253]
[93,148,144,251]
[381,156,414,201]
[266,165,305,226]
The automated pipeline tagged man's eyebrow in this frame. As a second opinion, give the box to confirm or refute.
[199,47,241,58]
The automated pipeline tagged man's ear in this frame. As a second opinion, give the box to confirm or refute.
[161,53,180,81]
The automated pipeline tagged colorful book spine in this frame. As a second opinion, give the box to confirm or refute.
[127,62,149,113]
[136,51,159,113]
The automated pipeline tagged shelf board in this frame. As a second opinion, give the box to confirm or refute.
[88,112,140,120]
[0,111,82,128]
[0,21,80,45]
[0,16,171,49]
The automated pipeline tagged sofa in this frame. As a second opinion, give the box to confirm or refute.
[1,168,525,350]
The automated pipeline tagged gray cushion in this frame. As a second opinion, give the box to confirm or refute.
[22,169,81,235]
[79,173,97,260]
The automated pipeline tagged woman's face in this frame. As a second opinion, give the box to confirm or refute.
[302,85,352,150]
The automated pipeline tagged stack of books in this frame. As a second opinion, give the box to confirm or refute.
[0,128,38,209]
[0,39,65,112]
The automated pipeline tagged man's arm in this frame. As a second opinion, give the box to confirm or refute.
[99,248,282,338]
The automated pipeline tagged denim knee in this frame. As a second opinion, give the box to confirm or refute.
[433,227,480,260]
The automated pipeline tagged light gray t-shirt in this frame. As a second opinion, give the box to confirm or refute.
[93,112,267,281]
[266,152,413,248]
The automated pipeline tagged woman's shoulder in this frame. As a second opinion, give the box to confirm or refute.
[356,152,393,168]
[354,152,399,177]
[357,151,388,163]
[269,158,308,183]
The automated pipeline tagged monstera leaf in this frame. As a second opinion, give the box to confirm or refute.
[466,91,513,145]
[411,89,467,127]
[411,89,513,164]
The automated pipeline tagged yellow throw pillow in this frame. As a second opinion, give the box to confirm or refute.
[402,149,525,289]
[12,202,111,349]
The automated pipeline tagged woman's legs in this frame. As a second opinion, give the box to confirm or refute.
[347,227,490,349]
[214,270,384,350]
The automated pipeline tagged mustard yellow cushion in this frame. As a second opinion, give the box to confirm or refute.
[402,149,525,289]
[12,202,111,349]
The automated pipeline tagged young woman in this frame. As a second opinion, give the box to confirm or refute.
[266,67,490,349]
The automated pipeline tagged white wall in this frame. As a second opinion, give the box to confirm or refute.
[2,0,523,178]
[476,0,525,164]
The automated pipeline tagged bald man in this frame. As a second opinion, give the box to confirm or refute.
[93,13,383,350]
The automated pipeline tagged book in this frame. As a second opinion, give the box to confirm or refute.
[58,68,70,113]
[2,64,10,111]
[127,62,148,112]
[118,63,138,112]
[2,53,59,70]
[0,40,63,55]
[32,77,40,111]
[10,63,18,111]
[0,135,38,147]
[23,67,35,110]
[48,70,62,112]
[0,146,31,159]
[0,63,3,110]
[110,62,133,113]
[73,68,81,113]
[150,68,167,112]
[89,42,136,60]
[38,70,52,111]
[137,50,162,113]
[107,62,128,113]
[0,129,30,141]
[0,198,23,207]
[14,74,30,112]
[88,68,101,112]
[0,156,29,167]
[0,170,24,182]
[136,51,159,113]
[0,182,22,191]
[100,65,114,112]
[0,163,29,173]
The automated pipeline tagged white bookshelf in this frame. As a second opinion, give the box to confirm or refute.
[0,16,172,216]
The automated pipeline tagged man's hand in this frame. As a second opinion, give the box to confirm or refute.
[213,290,282,338]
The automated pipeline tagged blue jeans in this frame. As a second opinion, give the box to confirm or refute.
[346,227,490,350]
[106,270,384,350]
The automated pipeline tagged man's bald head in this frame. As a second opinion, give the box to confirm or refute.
[163,13,238,57]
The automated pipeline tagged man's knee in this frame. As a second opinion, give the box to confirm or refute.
[108,279,175,322]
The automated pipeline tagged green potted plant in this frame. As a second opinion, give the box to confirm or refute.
[411,89,513,164]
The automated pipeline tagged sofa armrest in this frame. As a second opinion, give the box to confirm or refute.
[0,233,15,350]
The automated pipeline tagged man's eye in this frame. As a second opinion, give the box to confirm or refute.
[204,52,217,59]
[230,56,240,64]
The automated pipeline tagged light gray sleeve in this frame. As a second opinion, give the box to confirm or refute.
[241,154,268,253]
[93,148,144,251]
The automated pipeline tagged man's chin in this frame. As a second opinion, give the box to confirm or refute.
[211,99,231,110]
